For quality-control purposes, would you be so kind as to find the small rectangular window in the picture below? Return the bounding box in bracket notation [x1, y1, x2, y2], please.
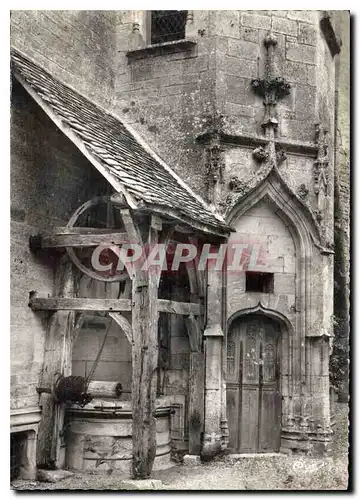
[246, 272, 274, 293]
[151, 11, 187, 45]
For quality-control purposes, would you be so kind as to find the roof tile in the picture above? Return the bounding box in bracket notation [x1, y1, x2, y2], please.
[11, 49, 230, 236]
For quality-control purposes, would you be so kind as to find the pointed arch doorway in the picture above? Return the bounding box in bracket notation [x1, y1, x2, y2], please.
[226, 314, 282, 453]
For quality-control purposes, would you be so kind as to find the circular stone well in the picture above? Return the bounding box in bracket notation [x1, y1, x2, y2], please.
[65, 398, 172, 474]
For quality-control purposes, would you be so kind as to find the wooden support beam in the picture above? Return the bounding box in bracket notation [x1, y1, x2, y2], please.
[120, 208, 143, 247]
[188, 352, 205, 455]
[185, 312, 205, 456]
[131, 214, 159, 479]
[109, 312, 133, 344]
[185, 315, 202, 352]
[35, 230, 128, 248]
[36, 257, 75, 469]
[29, 295, 201, 316]
[157, 299, 202, 316]
[29, 296, 132, 312]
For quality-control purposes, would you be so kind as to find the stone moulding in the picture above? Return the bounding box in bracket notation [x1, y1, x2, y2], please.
[126, 39, 197, 61]
[227, 302, 294, 335]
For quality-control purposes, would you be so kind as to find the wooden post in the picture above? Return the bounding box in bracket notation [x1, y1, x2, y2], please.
[122, 211, 160, 479]
[185, 316, 204, 456]
[36, 256, 75, 469]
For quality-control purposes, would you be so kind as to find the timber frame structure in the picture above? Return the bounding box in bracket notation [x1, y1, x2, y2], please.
[29, 200, 224, 478]
[12, 49, 231, 479]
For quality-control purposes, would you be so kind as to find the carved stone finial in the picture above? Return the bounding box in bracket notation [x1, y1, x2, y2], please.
[251, 32, 291, 133]
[132, 22, 140, 33]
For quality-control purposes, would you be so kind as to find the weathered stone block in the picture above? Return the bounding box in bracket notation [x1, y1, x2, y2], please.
[221, 55, 258, 79]
[239, 26, 259, 43]
[298, 22, 317, 45]
[283, 60, 312, 85]
[241, 12, 271, 30]
[273, 16, 298, 36]
[274, 273, 296, 295]
[228, 39, 260, 60]
[183, 454, 201, 466]
[225, 102, 255, 118]
[225, 76, 257, 106]
[286, 10, 317, 23]
[286, 42, 316, 64]
[295, 84, 317, 120]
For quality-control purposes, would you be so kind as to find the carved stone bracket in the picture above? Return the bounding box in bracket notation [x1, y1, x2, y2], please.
[228, 175, 248, 194]
[252, 146, 269, 163]
[276, 147, 287, 165]
[297, 183, 309, 200]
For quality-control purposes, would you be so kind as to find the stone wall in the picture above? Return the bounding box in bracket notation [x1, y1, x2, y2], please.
[227, 199, 296, 321]
[10, 80, 108, 412]
[10, 10, 116, 107]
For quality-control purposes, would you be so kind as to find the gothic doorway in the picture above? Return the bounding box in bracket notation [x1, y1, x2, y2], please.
[226, 314, 282, 453]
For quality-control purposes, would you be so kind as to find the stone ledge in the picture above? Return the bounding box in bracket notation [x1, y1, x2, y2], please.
[10, 407, 42, 431]
[126, 39, 197, 61]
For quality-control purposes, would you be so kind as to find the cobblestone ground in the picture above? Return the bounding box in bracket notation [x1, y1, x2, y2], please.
[11, 403, 349, 491]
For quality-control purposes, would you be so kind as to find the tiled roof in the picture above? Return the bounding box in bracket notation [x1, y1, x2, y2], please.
[11, 49, 230, 236]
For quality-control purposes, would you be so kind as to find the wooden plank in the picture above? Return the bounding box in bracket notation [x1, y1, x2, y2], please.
[157, 299, 202, 316]
[131, 220, 159, 479]
[29, 296, 132, 312]
[109, 312, 133, 344]
[39, 231, 128, 248]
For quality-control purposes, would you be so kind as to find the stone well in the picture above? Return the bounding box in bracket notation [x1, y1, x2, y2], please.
[65, 397, 173, 474]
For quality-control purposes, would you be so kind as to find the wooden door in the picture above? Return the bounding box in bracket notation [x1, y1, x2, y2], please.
[226, 315, 281, 453]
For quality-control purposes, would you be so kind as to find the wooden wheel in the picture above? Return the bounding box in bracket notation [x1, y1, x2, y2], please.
[65, 195, 129, 282]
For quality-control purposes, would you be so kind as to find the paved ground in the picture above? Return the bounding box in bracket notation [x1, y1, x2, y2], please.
[11, 403, 349, 491]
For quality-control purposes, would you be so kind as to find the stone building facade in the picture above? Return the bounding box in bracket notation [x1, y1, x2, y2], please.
[10, 10, 349, 479]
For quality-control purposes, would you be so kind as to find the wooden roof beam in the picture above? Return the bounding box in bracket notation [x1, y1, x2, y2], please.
[29, 294, 202, 316]
[30, 229, 128, 249]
